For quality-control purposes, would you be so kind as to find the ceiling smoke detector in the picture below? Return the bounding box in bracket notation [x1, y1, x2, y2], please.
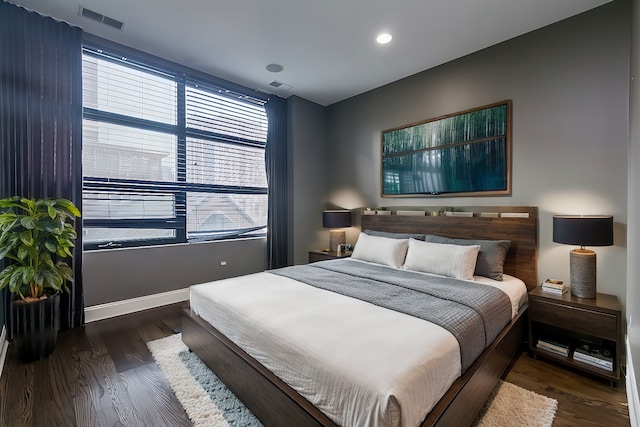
[79, 6, 124, 30]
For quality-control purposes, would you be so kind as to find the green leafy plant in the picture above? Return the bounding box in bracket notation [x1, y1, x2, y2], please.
[0, 197, 81, 302]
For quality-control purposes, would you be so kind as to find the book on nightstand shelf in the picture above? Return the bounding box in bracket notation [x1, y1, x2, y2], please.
[541, 279, 567, 294]
[541, 286, 568, 295]
[536, 336, 570, 357]
[573, 341, 613, 371]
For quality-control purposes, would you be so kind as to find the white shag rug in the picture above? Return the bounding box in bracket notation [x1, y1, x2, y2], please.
[148, 334, 557, 427]
[473, 379, 558, 427]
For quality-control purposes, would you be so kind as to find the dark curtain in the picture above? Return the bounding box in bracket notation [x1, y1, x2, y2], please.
[264, 95, 289, 269]
[0, 1, 84, 335]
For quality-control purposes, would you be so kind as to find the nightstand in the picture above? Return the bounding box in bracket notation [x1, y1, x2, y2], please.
[308, 250, 351, 263]
[528, 286, 622, 386]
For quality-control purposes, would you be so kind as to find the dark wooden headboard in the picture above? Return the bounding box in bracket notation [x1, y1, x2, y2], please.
[360, 206, 538, 290]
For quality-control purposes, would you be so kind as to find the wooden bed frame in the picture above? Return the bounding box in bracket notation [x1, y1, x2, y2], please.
[182, 206, 538, 427]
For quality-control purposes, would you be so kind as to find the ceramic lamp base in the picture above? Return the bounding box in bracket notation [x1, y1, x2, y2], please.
[329, 230, 346, 252]
[570, 249, 597, 298]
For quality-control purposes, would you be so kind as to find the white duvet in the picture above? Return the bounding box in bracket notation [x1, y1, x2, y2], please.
[189, 262, 527, 427]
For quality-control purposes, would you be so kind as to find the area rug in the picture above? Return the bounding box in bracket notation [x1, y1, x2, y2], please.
[148, 334, 557, 427]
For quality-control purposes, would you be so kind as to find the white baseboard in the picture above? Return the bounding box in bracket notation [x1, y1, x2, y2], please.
[627, 335, 640, 427]
[84, 288, 189, 323]
[0, 326, 8, 379]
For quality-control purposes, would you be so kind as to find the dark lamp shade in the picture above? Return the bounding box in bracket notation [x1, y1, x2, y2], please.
[322, 210, 352, 229]
[553, 215, 613, 247]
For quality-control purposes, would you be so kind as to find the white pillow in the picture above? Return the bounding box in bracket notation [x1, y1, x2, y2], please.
[403, 239, 480, 280]
[351, 233, 409, 268]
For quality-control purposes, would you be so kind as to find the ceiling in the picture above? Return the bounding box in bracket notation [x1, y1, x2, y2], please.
[12, 0, 611, 106]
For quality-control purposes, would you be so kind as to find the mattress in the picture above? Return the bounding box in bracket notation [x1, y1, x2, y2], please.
[189, 261, 527, 427]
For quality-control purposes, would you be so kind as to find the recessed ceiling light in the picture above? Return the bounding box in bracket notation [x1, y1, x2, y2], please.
[266, 63, 284, 73]
[376, 33, 392, 45]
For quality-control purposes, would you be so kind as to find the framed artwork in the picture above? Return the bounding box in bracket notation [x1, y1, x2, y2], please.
[381, 100, 511, 197]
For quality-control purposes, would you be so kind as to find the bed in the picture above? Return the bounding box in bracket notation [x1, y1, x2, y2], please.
[182, 206, 538, 427]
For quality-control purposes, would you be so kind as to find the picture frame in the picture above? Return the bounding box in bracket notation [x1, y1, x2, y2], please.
[381, 100, 512, 197]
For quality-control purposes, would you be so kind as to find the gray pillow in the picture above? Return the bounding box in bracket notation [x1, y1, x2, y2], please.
[422, 235, 511, 280]
[364, 229, 426, 241]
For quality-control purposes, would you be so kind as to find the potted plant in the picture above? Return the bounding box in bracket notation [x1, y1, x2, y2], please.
[0, 196, 80, 362]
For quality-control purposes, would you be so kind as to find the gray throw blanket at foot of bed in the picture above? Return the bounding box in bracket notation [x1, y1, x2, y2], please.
[271, 259, 512, 372]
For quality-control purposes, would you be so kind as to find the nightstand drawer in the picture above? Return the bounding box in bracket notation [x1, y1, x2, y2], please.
[309, 252, 335, 263]
[308, 250, 351, 263]
[530, 299, 617, 340]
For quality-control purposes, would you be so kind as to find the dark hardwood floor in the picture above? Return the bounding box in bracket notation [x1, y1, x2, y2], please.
[0, 304, 190, 427]
[505, 352, 630, 426]
[0, 303, 631, 426]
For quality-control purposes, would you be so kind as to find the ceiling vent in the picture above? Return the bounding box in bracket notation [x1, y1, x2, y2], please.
[269, 81, 292, 90]
[79, 6, 124, 30]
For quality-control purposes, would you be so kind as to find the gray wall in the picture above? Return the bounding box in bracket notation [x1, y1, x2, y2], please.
[628, 0, 640, 401]
[83, 238, 267, 306]
[287, 96, 329, 265]
[324, 1, 630, 303]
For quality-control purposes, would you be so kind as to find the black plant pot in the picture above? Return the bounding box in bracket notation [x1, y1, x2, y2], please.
[11, 293, 61, 363]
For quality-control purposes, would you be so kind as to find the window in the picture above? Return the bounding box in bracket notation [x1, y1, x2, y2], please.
[82, 46, 268, 250]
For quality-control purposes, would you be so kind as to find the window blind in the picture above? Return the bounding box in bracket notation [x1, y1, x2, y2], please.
[82, 53, 177, 125]
[82, 47, 268, 249]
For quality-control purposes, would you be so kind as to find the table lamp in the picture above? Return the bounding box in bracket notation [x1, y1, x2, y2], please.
[552, 215, 613, 298]
[323, 210, 352, 252]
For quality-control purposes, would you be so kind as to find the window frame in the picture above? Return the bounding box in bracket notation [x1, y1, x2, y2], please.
[81, 35, 270, 251]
